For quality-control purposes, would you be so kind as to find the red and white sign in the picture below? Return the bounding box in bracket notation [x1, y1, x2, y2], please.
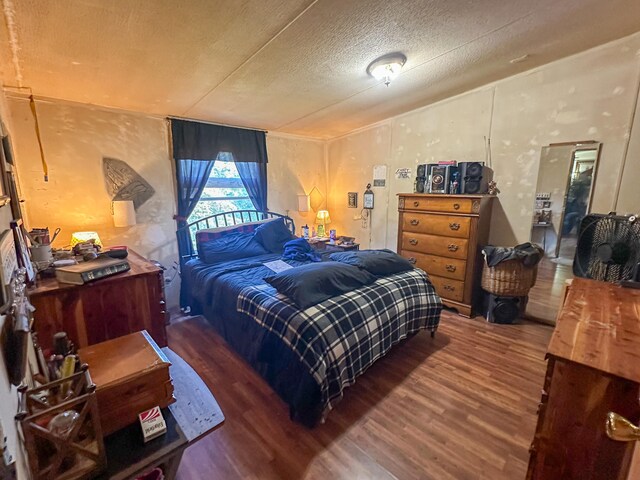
[138, 406, 167, 443]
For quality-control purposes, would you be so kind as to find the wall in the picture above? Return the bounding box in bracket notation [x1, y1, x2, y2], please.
[265, 133, 327, 233]
[327, 32, 640, 250]
[6, 98, 327, 308]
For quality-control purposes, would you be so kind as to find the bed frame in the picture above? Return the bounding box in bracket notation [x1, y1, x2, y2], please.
[177, 210, 295, 262]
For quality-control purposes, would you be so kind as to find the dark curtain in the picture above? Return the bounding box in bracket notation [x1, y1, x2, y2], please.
[171, 119, 269, 308]
[174, 159, 214, 307]
[236, 161, 268, 212]
[171, 119, 268, 163]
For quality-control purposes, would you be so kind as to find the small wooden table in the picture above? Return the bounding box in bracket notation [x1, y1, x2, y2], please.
[97, 348, 224, 480]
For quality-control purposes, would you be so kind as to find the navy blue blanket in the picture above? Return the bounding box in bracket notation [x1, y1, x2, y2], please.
[182, 252, 441, 426]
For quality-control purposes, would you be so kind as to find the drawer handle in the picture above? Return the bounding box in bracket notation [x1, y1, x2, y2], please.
[443, 285, 455, 292]
[407, 257, 417, 264]
[448, 244, 459, 252]
[606, 412, 640, 442]
[445, 264, 457, 272]
[413, 201, 420, 207]
[409, 239, 418, 245]
[453, 203, 460, 210]
[449, 222, 461, 231]
[410, 219, 420, 226]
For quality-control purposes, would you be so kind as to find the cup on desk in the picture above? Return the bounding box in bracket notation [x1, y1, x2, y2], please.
[30, 244, 53, 263]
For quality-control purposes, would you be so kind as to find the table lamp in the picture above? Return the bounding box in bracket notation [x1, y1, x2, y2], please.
[316, 210, 331, 237]
[70, 231, 103, 248]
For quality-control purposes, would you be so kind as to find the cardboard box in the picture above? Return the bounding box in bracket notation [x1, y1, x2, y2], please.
[78, 330, 175, 436]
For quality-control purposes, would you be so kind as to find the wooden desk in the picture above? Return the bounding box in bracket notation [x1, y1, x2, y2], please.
[97, 348, 224, 480]
[527, 278, 640, 479]
[29, 250, 169, 350]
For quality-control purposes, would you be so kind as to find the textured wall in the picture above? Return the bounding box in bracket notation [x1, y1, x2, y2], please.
[7, 99, 326, 307]
[327, 33, 640, 250]
[266, 134, 327, 234]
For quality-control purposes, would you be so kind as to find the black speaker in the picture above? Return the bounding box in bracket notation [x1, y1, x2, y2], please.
[415, 177, 426, 193]
[485, 294, 525, 324]
[416, 164, 427, 177]
[459, 162, 493, 194]
[429, 165, 457, 194]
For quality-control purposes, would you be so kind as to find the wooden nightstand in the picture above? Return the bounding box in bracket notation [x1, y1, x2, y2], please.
[325, 243, 360, 252]
[29, 250, 169, 351]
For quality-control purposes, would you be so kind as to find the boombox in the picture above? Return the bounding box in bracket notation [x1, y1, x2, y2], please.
[458, 162, 493, 194]
[428, 164, 457, 194]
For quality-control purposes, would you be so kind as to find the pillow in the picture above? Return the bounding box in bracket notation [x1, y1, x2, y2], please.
[254, 218, 295, 253]
[329, 249, 414, 276]
[199, 231, 268, 264]
[264, 262, 377, 309]
[196, 219, 271, 256]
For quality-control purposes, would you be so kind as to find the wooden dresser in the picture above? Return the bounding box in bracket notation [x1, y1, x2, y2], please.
[29, 250, 169, 351]
[397, 193, 494, 317]
[527, 278, 640, 479]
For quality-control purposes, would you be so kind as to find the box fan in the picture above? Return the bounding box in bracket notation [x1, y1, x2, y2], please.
[573, 213, 640, 286]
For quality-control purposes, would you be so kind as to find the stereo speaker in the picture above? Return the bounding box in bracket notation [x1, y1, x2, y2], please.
[429, 165, 457, 194]
[459, 162, 493, 194]
[415, 177, 426, 193]
[485, 294, 526, 324]
[416, 164, 427, 178]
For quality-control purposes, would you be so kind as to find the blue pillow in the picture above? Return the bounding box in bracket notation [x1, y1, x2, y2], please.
[329, 249, 413, 276]
[199, 231, 268, 264]
[254, 218, 295, 253]
[264, 262, 377, 309]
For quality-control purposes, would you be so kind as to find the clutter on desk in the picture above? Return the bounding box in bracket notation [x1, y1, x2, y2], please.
[15, 363, 107, 480]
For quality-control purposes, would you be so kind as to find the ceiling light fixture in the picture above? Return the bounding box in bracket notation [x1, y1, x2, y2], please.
[367, 53, 407, 87]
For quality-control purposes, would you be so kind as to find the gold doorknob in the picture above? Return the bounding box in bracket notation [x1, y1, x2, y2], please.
[413, 201, 420, 207]
[606, 412, 640, 442]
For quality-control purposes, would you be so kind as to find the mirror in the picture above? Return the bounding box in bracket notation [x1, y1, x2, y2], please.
[531, 142, 601, 264]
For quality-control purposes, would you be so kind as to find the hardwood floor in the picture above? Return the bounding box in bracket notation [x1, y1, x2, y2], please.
[169, 312, 552, 480]
[525, 258, 573, 325]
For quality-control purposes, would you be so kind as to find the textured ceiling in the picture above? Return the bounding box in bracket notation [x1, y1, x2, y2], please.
[1, 0, 639, 139]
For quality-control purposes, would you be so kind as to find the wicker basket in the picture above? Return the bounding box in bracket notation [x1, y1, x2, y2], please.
[481, 259, 539, 296]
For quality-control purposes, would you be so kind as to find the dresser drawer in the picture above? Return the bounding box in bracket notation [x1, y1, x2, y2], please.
[402, 212, 470, 238]
[401, 196, 477, 214]
[401, 232, 469, 259]
[400, 251, 466, 281]
[428, 274, 465, 302]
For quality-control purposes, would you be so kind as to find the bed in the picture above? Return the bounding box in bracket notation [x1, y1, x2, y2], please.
[178, 210, 442, 426]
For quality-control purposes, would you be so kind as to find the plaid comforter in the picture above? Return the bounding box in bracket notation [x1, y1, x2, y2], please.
[237, 268, 442, 418]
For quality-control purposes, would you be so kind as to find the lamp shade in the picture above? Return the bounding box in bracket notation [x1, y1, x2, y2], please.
[70, 231, 102, 248]
[315, 210, 331, 225]
[297, 195, 310, 212]
[112, 200, 136, 227]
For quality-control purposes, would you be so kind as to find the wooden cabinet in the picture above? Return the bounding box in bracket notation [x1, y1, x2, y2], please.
[29, 250, 168, 351]
[397, 193, 494, 317]
[527, 278, 640, 479]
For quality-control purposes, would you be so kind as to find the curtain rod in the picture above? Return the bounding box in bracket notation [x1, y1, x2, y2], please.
[167, 115, 268, 133]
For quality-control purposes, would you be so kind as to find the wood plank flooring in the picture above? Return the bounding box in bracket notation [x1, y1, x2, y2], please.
[169, 312, 552, 480]
[525, 258, 573, 325]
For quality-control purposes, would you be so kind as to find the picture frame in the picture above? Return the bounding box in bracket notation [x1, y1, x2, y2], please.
[347, 192, 358, 208]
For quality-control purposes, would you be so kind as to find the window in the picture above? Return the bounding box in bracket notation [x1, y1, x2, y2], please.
[188, 154, 255, 223]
